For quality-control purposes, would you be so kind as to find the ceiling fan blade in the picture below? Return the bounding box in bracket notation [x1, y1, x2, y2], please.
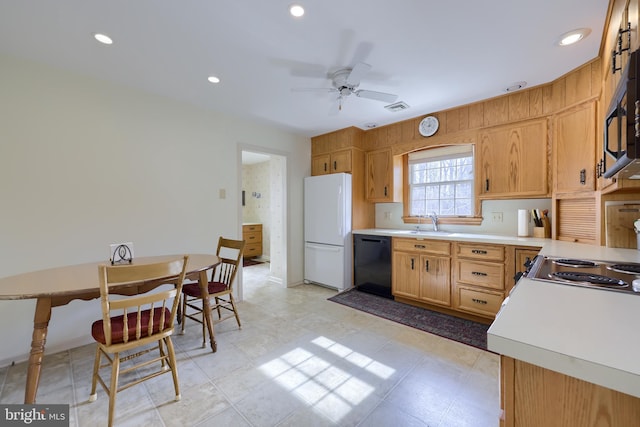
[346, 62, 371, 86]
[291, 87, 337, 93]
[354, 89, 398, 103]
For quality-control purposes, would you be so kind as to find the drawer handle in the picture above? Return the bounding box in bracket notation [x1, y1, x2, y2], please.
[471, 249, 487, 255]
[414, 244, 426, 249]
[472, 271, 488, 276]
[472, 298, 488, 305]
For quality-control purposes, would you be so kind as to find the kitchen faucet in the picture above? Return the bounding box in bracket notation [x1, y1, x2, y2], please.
[428, 212, 439, 231]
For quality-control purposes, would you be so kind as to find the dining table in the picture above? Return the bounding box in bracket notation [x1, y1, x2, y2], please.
[0, 253, 221, 404]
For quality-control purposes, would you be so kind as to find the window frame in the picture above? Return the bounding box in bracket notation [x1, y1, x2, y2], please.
[402, 143, 482, 226]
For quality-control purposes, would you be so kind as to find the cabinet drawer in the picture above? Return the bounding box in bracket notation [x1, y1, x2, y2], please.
[456, 260, 504, 290]
[456, 243, 504, 261]
[245, 242, 262, 257]
[243, 231, 262, 243]
[456, 286, 504, 317]
[393, 238, 451, 255]
[243, 224, 262, 233]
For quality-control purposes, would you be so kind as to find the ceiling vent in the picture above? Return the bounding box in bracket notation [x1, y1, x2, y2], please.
[384, 101, 410, 112]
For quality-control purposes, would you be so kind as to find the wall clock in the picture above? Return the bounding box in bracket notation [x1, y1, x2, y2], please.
[419, 116, 439, 137]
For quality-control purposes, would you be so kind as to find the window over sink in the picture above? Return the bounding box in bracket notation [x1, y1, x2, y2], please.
[403, 144, 481, 226]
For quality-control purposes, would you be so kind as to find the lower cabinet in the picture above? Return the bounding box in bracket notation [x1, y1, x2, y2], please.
[500, 356, 640, 426]
[392, 238, 451, 307]
[453, 242, 505, 318]
[391, 237, 540, 320]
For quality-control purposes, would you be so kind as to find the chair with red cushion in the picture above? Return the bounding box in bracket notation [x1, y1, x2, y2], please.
[180, 237, 245, 346]
[88, 256, 188, 427]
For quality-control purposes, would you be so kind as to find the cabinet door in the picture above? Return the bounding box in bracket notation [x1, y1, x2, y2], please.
[366, 149, 403, 202]
[312, 154, 330, 176]
[479, 119, 548, 198]
[420, 255, 451, 306]
[331, 149, 352, 173]
[515, 248, 539, 276]
[392, 251, 420, 298]
[553, 101, 596, 193]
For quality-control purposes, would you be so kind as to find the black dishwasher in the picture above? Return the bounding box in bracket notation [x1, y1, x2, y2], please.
[353, 234, 392, 299]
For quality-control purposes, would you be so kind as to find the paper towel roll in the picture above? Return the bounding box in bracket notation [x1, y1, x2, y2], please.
[518, 209, 529, 237]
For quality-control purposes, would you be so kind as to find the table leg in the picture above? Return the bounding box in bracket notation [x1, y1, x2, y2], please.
[199, 270, 217, 352]
[25, 297, 52, 404]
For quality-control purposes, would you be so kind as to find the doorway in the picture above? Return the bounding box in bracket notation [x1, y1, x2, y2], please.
[238, 146, 287, 300]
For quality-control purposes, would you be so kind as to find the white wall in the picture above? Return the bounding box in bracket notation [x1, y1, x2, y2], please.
[0, 54, 310, 366]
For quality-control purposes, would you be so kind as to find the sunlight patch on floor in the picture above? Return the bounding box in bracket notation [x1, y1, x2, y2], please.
[257, 335, 395, 422]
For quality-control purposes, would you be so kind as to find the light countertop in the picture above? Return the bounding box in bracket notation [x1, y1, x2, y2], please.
[353, 228, 549, 247]
[354, 229, 640, 398]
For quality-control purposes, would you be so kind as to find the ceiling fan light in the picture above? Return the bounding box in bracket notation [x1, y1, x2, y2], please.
[558, 28, 591, 46]
[289, 4, 304, 17]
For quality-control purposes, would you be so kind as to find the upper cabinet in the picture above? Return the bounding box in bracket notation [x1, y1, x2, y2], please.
[365, 148, 403, 202]
[479, 118, 549, 199]
[312, 149, 352, 175]
[553, 101, 597, 194]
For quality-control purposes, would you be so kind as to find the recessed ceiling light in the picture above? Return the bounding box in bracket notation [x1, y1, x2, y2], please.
[93, 33, 113, 45]
[558, 28, 591, 46]
[290, 4, 305, 17]
[207, 76, 220, 84]
[506, 81, 527, 92]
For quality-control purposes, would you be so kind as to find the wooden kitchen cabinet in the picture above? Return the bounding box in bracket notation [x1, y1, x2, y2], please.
[453, 242, 506, 318]
[312, 149, 353, 175]
[500, 356, 640, 427]
[392, 238, 451, 307]
[365, 148, 403, 202]
[479, 118, 548, 199]
[553, 101, 597, 194]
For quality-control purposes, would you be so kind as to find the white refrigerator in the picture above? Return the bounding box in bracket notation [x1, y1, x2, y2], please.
[304, 173, 352, 291]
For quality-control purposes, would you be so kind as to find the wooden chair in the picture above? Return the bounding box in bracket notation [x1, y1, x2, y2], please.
[89, 256, 188, 427]
[180, 237, 245, 346]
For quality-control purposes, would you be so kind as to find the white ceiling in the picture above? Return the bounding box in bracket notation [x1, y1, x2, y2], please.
[0, 1, 610, 138]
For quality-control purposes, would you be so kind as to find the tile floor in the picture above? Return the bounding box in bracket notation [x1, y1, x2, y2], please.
[0, 262, 501, 426]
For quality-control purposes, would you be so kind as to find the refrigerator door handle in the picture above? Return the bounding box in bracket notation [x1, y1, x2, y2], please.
[306, 243, 342, 252]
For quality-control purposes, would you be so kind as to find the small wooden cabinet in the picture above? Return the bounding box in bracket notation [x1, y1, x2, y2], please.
[453, 242, 506, 318]
[479, 119, 548, 199]
[365, 148, 403, 202]
[312, 149, 353, 175]
[242, 223, 262, 258]
[392, 238, 451, 307]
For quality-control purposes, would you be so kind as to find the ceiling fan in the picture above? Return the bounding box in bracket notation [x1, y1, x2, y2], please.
[293, 62, 398, 111]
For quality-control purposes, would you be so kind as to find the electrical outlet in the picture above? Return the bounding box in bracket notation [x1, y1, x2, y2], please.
[492, 212, 503, 222]
[384, 211, 392, 220]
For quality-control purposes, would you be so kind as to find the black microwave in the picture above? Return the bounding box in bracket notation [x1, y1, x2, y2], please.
[603, 48, 640, 179]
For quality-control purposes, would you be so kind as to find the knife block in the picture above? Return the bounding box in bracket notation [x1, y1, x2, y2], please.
[533, 217, 551, 238]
